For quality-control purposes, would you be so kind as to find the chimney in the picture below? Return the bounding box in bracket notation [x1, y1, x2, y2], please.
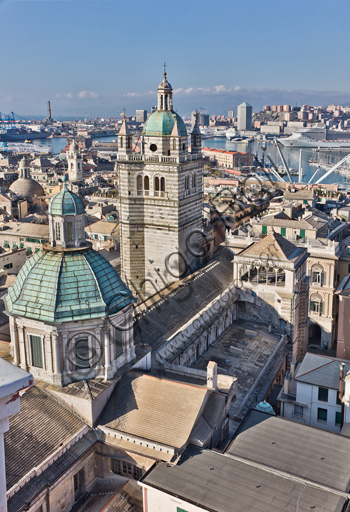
[290, 359, 295, 379]
[207, 361, 217, 390]
[284, 371, 290, 394]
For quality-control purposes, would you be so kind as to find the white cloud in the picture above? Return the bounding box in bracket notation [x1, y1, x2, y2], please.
[77, 90, 101, 99]
[124, 90, 154, 97]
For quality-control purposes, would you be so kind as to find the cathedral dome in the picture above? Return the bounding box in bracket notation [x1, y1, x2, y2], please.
[48, 180, 84, 216]
[142, 110, 187, 137]
[5, 247, 134, 323]
[9, 178, 44, 198]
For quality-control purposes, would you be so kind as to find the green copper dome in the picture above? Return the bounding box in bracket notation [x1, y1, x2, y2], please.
[48, 182, 84, 216]
[142, 110, 187, 137]
[5, 248, 134, 323]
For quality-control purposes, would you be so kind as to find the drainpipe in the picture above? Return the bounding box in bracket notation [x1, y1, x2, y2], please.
[340, 362, 345, 429]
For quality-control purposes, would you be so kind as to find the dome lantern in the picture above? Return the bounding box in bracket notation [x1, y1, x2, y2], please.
[48, 176, 86, 248]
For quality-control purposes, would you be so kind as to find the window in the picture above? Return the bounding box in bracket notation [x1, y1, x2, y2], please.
[303, 200, 308, 205]
[3, 241, 9, 248]
[55, 223, 61, 241]
[20, 243, 24, 248]
[75, 337, 90, 369]
[294, 405, 303, 417]
[337, 394, 342, 405]
[312, 270, 324, 284]
[115, 328, 123, 358]
[30, 335, 43, 368]
[262, 225, 267, 235]
[67, 222, 73, 242]
[300, 229, 305, 239]
[111, 459, 142, 479]
[310, 300, 323, 315]
[335, 411, 342, 426]
[4, 263, 13, 269]
[160, 177, 165, 192]
[317, 408, 327, 422]
[73, 468, 84, 501]
[318, 387, 328, 402]
[281, 227, 286, 236]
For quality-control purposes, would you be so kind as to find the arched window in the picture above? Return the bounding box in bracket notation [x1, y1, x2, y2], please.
[310, 293, 323, 315]
[165, 95, 168, 110]
[144, 176, 149, 195]
[173, 139, 176, 150]
[276, 269, 285, 287]
[154, 176, 160, 196]
[137, 175, 143, 195]
[120, 137, 123, 149]
[160, 177, 165, 196]
[71, 163, 74, 170]
[192, 174, 196, 188]
[311, 265, 324, 285]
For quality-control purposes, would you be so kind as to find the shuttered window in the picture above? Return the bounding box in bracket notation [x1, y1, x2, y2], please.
[300, 229, 305, 238]
[30, 335, 43, 368]
[281, 227, 286, 236]
[262, 225, 267, 235]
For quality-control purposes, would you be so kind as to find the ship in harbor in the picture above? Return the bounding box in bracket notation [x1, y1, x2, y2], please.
[0, 130, 50, 142]
[278, 127, 350, 149]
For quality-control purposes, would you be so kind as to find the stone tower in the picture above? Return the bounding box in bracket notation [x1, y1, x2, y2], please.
[67, 140, 83, 183]
[117, 71, 203, 299]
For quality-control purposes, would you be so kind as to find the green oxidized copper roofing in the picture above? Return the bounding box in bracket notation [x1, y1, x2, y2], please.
[5, 248, 134, 323]
[48, 183, 85, 216]
[142, 110, 187, 137]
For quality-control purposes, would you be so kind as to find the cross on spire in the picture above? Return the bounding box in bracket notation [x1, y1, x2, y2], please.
[122, 107, 127, 119]
[163, 61, 167, 77]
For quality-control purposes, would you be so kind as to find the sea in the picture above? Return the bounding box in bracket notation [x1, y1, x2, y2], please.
[34, 135, 350, 187]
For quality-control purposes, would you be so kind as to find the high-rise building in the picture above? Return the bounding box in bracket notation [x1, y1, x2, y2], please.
[228, 110, 234, 119]
[237, 102, 252, 131]
[283, 105, 291, 112]
[199, 113, 209, 127]
[136, 109, 147, 123]
[117, 72, 203, 298]
[263, 105, 271, 111]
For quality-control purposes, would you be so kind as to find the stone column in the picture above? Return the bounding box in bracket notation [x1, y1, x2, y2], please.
[62, 333, 69, 373]
[52, 332, 60, 376]
[104, 327, 110, 381]
[18, 326, 26, 370]
[9, 318, 18, 366]
[45, 333, 53, 374]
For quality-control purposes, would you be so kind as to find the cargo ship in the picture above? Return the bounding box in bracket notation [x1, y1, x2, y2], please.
[0, 130, 50, 142]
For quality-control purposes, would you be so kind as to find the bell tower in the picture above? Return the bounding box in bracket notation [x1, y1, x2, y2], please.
[67, 140, 83, 183]
[118, 71, 203, 300]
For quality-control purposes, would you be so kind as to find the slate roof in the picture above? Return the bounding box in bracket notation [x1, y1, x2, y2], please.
[5, 385, 87, 490]
[5, 246, 134, 322]
[294, 352, 350, 390]
[134, 248, 233, 351]
[141, 445, 347, 512]
[227, 410, 350, 492]
[99, 371, 208, 449]
[238, 232, 303, 261]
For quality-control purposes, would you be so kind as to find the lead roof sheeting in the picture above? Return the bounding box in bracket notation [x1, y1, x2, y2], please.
[142, 446, 346, 512]
[228, 411, 350, 492]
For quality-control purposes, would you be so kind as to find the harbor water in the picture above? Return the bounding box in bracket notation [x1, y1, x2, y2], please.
[35, 136, 350, 187]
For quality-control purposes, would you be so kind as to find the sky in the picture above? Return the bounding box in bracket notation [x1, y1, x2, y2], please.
[1, 0, 350, 118]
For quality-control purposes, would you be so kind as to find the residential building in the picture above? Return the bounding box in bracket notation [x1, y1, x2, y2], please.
[279, 353, 346, 433]
[0, 221, 49, 255]
[85, 219, 119, 251]
[0, 248, 27, 275]
[136, 109, 147, 123]
[202, 148, 254, 169]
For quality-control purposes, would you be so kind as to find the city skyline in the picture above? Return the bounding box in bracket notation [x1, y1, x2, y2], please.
[1, 0, 350, 116]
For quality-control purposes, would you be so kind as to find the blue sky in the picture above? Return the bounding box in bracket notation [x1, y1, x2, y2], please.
[1, 0, 350, 117]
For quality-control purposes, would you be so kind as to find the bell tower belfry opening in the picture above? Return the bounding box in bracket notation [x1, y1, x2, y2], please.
[118, 70, 204, 300]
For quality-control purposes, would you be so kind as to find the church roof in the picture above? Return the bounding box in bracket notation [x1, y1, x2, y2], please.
[5, 247, 134, 323]
[9, 178, 44, 198]
[48, 182, 84, 216]
[142, 110, 187, 137]
[99, 371, 208, 449]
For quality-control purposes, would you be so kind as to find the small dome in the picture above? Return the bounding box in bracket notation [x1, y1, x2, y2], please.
[19, 156, 29, 167]
[9, 178, 44, 198]
[158, 75, 172, 90]
[70, 140, 78, 151]
[142, 111, 187, 137]
[5, 248, 135, 323]
[48, 182, 84, 216]
[255, 400, 276, 415]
